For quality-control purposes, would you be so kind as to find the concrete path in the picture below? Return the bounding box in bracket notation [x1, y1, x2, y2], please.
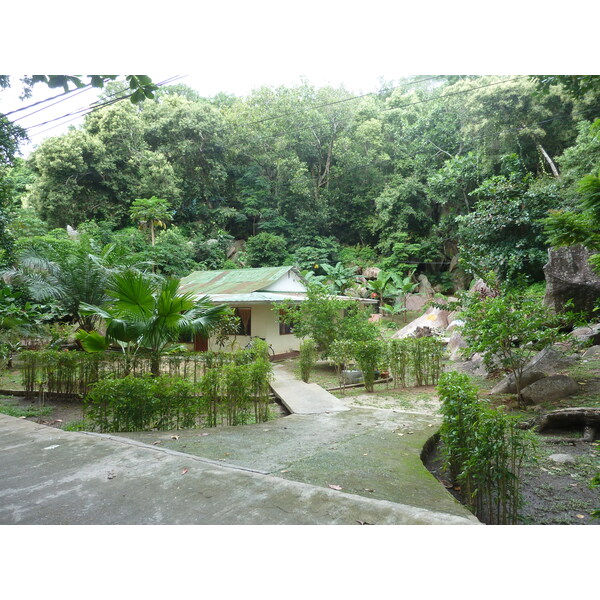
[0, 414, 478, 525]
[269, 364, 349, 414]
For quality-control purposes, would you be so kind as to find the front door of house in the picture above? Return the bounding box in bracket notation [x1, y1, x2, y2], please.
[194, 335, 208, 352]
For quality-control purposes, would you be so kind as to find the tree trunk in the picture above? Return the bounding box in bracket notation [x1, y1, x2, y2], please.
[537, 142, 560, 178]
[150, 354, 161, 377]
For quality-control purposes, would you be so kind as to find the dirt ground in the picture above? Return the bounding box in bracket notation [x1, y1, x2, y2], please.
[424, 432, 599, 525]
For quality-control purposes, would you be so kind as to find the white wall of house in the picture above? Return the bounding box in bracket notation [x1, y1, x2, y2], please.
[261, 270, 306, 293]
[206, 303, 300, 355]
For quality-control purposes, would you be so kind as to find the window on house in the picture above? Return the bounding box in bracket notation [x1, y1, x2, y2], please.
[234, 308, 252, 336]
[278, 309, 294, 335]
[178, 329, 194, 343]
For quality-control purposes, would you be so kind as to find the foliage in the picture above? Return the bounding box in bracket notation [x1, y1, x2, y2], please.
[79, 271, 229, 374]
[459, 283, 571, 398]
[243, 232, 289, 267]
[299, 339, 317, 383]
[279, 282, 376, 357]
[18, 345, 272, 429]
[192, 230, 233, 270]
[211, 307, 241, 351]
[540, 165, 600, 274]
[329, 335, 444, 391]
[407, 336, 445, 386]
[129, 196, 173, 246]
[313, 262, 358, 294]
[337, 245, 377, 270]
[84, 355, 272, 432]
[3, 75, 600, 307]
[0, 235, 120, 331]
[456, 161, 562, 281]
[352, 339, 385, 392]
[291, 238, 341, 273]
[139, 226, 198, 277]
[590, 473, 600, 520]
[384, 337, 444, 388]
[437, 371, 533, 524]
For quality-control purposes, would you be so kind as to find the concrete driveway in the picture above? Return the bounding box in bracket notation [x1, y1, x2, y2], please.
[0, 413, 479, 525]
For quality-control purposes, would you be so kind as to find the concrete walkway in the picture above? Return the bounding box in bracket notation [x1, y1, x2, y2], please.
[269, 365, 349, 414]
[0, 414, 478, 525]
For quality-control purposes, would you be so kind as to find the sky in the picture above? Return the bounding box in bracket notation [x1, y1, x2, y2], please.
[2, 0, 596, 157]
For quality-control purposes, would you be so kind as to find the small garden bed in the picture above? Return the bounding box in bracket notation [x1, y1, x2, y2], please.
[424, 434, 599, 525]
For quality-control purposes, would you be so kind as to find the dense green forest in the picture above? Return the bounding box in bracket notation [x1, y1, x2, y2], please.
[1, 74, 600, 294]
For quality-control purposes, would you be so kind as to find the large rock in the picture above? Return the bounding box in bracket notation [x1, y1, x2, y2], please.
[490, 370, 547, 395]
[447, 328, 468, 361]
[448, 317, 464, 331]
[451, 357, 489, 377]
[544, 245, 600, 318]
[524, 347, 577, 373]
[583, 345, 600, 359]
[417, 274, 434, 298]
[520, 375, 579, 405]
[404, 293, 428, 312]
[362, 267, 381, 280]
[392, 306, 450, 339]
[470, 278, 496, 298]
[570, 323, 600, 346]
[227, 239, 245, 259]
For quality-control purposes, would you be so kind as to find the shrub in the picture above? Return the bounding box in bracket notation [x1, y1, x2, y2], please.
[459, 286, 572, 398]
[386, 339, 410, 388]
[299, 339, 317, 383]
[353, 339, 385, 392]
[437, 371, 533, 524]
[409, 336, 445, 386]
[244, 232, 289, 267]
[83, 357, 273, 432]
[86, 375, 160, 432]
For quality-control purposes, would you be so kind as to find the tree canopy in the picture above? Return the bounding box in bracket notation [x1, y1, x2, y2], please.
[1, 74, 599, 289]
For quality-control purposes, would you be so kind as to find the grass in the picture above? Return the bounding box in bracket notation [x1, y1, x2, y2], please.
[0, 369, 24, 390]
[0, 396, 53, 419]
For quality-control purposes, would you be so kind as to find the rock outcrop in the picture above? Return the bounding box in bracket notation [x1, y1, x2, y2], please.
[520, 375, 579, 405]
[490, 370, 548, 395]
[543, 245, 600, 318]
[524, 347, 577, 373]
[392, 306, 450, 339]
[570, 323, 600, 346]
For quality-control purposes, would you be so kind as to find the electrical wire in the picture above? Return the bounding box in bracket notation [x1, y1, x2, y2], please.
[1, 82, 92, 118]
[25, 76, 186, 138]
[244, 75, 447, 126]
[231, 76, 528, 148]
[11, 85, 96, 123]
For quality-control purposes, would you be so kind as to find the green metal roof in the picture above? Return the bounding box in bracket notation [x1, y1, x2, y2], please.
[179, 266, 298, 296]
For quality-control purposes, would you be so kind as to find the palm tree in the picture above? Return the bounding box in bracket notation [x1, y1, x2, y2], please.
[1, 238, 119, 331]
[129, 197, 173, 247]
[80, 270, 229, 375]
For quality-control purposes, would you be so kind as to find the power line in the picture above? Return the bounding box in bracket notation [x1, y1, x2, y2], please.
[12, 85, 95, 123]
[244, 75, 447, 126]
[229, 76, 528, 150]
[25, 76, 185, 138]
[1, 83, 92, 118]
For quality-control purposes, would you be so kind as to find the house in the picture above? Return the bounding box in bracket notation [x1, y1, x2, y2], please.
[178, 266, 374, 358]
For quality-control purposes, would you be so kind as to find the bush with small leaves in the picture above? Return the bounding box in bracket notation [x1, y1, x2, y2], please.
[299, 339, 317, 382]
